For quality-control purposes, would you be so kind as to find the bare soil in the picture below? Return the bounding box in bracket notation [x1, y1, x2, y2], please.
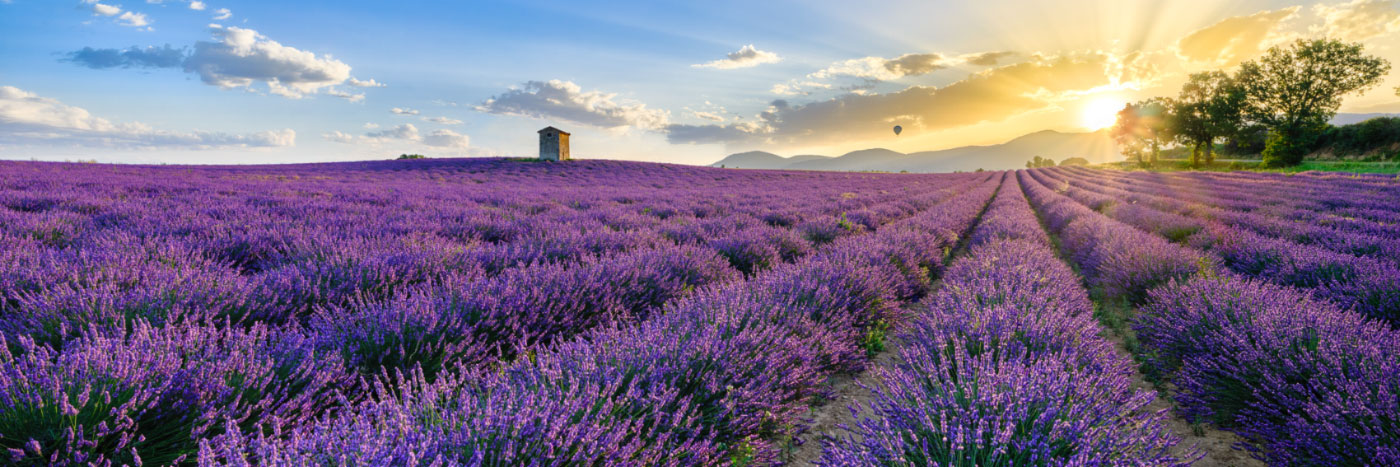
[1094, 302, 1264, 467]
[783, 331, 906, 465]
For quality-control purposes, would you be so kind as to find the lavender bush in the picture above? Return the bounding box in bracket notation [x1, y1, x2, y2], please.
[0, 321, 345, 466]
[199, 171, 1003, 465]
[824, 176, 1188, 465]
[4, 157, 1396, 465]
[1137, 276, 1400, 465]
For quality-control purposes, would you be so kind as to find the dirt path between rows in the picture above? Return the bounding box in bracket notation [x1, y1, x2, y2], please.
[785, 174, 1005, 465]
[1016, 172, 1263, 466]
[1092, 307, 1264, 466]
[783, 331, 906, 465]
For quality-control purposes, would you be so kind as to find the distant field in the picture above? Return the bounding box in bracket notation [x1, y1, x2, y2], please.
[1, 158, 1397, 465]
[1097, 158, 1400, 174]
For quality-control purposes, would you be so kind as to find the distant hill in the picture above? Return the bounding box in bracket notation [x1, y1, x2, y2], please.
[713, 151, 831, 169]
[711, 129, 1119, 172]
[1331, 113, 1400, 126]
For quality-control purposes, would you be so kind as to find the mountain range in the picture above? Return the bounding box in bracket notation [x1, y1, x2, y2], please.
[711, 113, 1400, 172]
[711, 129, 1118, 172]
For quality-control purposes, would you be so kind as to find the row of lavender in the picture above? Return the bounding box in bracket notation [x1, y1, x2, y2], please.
[1022, 169, 1400, 464]
[0, 160, 977, 363]
[0, 159, 986, 465]
[1027, 167, 1400, 322]
[195, 171, 1006, 464]
[1054, 166, 1400, 262]
[823, 175, 1190, 464]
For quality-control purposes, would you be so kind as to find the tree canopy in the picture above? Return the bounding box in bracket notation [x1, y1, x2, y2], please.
[1111, 38, 1391, 167]
[1236, 39, 1390, 166]
[1111, 98, 1173, 166]
[1025, 155, 1057, 168]
[1171, 71, 1245, 166]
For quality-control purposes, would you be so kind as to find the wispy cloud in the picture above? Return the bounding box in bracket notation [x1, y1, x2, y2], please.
[477, 80, 668, 129]
[811, 53, 949, 81]
[775, 50, 1017, 96]
[81, 0, 152, 29]
[1312, 0, 1400, 41]
[669, 53, 1122, 146]
[692, 44, 782, 70]
[326, 89, 365, 102]
[0, 85, 294, 149]
[422, 116, 463, 125]
[65, 45, 186, 69]
[348, 77, 385, 87]
[324, 123, 469, 148]
[63, 25, 379, 101]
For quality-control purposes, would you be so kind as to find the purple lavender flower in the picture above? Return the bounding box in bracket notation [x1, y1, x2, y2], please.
[1137, 276, 1400, 464]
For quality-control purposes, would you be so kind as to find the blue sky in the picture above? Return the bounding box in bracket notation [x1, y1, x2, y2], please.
[2, 0, 1398, 165]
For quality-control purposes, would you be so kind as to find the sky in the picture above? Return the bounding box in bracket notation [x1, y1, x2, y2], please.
[1, 0, 1399, 165]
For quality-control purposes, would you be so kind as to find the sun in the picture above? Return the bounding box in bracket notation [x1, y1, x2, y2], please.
[1080, 97, 1126, 130]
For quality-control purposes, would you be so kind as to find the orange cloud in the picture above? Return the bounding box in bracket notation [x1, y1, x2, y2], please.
[1313, 0, 1400, 41]
[668, 53, 1118, 146]
[1175, 7, 1299, 66]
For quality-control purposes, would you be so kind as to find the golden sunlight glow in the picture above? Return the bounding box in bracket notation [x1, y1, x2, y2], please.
[1080, 97, 1126, 130]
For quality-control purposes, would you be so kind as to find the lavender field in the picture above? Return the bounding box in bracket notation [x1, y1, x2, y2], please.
[1, 158, 1397, 465]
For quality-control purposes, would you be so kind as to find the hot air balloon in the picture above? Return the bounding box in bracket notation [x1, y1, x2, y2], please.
[893, 125, 902, 136]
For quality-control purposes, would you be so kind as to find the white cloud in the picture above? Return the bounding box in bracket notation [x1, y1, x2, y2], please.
[770, 81, 830, 96]
[692, 44, 782, 70]
[423, 129, 469, 148]
[189, 1, 205, 10]
[777, 51, 1013, 96]
[477, 79, 669, 129]
[770, 83, 806, 96]
[181, 25, 352, 98]
[348, 77, 385, 87]
[1313, 0, 1400, 40]
[811, 53, 951, 81]
[117, 11, 149, 27]
[326, 88, 365, 102]
[690, 111, 724, 122]
[324, 123, 471, 150]
[0, 85, 294, 149]
[322, 130, 356, 144]
[212, 7, 230, 20]
[390, 107, 419, 115]
[82, 1, 151, 28]
[366, 123, 418, 140]
[91, 2, 121, 16]
[422, 116, 463, 125]
[65, 27, 379, 101]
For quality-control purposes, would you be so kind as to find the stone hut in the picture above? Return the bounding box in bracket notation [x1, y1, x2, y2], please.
[538, 126, 570, 161]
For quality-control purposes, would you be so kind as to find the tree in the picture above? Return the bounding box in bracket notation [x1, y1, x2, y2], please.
[1059, 157, 1090, 166]
[1112, 104, 1146, 166]
[1237, 39, 1390, 167]
[1111, 99, 1174, 166]
[1170, 71, 1245, 166]
[1025, 155, 1056, 168]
